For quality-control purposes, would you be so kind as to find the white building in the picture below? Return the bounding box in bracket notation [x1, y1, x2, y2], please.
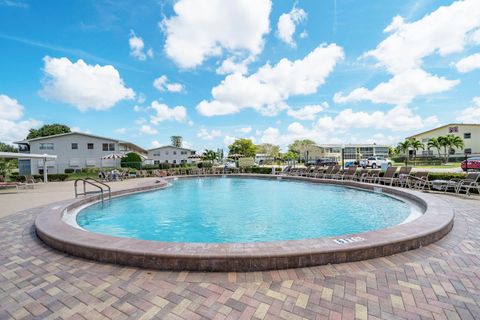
[15, 132, 147, 175]
[147, 146, 196, 165]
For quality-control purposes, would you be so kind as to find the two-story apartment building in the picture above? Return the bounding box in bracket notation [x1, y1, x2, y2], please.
[407, 123, 480, 157]
[147, 146, 196, 165]
[15, 132, 147, 174]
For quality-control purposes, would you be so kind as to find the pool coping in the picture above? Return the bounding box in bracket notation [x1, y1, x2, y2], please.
[35, 174, 454, 272]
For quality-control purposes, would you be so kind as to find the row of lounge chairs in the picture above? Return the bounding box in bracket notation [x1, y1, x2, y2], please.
[0, 175, 42, 193]
[286, 165, 480, 196]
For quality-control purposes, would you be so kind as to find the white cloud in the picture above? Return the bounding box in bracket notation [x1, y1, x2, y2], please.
[277, 7, 307, 46]
[149, 101, 187, 124]
[336, 1, 480, 106]
[299, 30, 308, 39]
[115, 128, 126, 134]
[334, 69, 459, 105]
[258, 106, 438, 148]
[40, 56, 135, 111]
[0, 94, 41, 144]
[216, 57, 252, 75]
[139, 124, 158, 135]
[287, 102, 328, 120]
[161, 0, 271, 68]
[151, 140, 162, 148]
[365, 1, 480, 74]
[70, 127, 91, 134]
[153, 75, 185, 93]
[457, 96, 480, 122]
[197, 128, 222, 140]
[223, 135, 236, 146]
[129, 30, 153, 61]
[0, 94, 23, 121]
[455, 53, 480, 73]
[236, 126, 252, 133]
[197, 44, 344, 116]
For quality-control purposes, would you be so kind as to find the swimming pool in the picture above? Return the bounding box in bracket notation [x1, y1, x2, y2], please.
[76, 177, 419, 243]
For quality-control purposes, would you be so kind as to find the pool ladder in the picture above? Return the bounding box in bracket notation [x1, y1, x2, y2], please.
[74, 178, 111, 205]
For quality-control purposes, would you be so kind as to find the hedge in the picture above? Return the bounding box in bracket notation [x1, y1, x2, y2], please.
[243, 167, 282, 174]
[13, 174, 69, 182]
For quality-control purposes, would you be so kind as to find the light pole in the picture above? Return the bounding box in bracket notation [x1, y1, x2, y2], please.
[341, 144, 345, 171]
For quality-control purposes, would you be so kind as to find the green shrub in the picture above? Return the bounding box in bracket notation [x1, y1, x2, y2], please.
[427, 173, 467, 181]
[243, 167, 282, 174]
[120, 153, 142, 170]
[81, 167, 101, 173]
[13, 174, 68, 182]
[64, 168, 75, 174]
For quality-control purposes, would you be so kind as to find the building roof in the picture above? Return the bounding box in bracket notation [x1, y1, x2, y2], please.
[406, 123, 480, 139]
[0, 152, 57, 160]
[316, 143, 391, 148]
[14, 132, 119, 143]
[118, 141, 147, 154]
[148, 145, 194, 152]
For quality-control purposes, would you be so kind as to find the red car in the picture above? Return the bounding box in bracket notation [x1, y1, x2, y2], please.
[461, 157, 480, 171]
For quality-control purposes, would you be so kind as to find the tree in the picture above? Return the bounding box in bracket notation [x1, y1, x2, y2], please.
[170, 136, 183, 148]
[0, 159, 16, 178]
[396, 140, 412, 166]
[288, 139, 316, 162]
[443, 134, 464, 163]
[0, 142, 18, 153]
[202, 149, 218, 163]
[427, 138, 442, 158]
[27, 124, 71, 139]
[256, 143, 280, 160]
[120, 152, 142, 169]
[388, 147, 398, 158]
[409, 138, 424, 157]
[228, 139, 256, 157]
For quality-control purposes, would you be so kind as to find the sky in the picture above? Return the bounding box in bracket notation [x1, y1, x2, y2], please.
[1, 0, 480, 152]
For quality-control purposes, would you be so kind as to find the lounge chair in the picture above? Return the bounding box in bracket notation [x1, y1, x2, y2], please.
[405, 171, 429, 190]
[339, 166, 358, 180]
[24, 175, 42, 188]
[455, 172, 480, 196]
[363, 169, 381, 183]
[308, 166, 324, 178]
[324, 165, 341, 179]
[0, 175, 19, 193]
[315, 166, 332, 178]
[392, 166, 412, 187]
[355, 169, 368, 182]
[377, 166, 398, 186]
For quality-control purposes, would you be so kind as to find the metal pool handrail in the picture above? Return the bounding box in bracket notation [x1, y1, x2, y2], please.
[74, 178, 111, 205]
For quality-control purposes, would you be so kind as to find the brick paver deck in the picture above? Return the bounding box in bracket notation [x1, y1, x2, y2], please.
[1, 194, 479, 319]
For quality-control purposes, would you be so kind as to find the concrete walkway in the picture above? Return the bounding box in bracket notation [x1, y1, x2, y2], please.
[0, 178, 160, 219]
[1, 180, 480, 319]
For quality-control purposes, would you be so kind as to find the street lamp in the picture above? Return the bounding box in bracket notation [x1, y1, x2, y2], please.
[341, 144, 345, 171]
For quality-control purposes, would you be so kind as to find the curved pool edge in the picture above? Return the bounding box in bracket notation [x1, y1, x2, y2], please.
[35, 174, 454, 272]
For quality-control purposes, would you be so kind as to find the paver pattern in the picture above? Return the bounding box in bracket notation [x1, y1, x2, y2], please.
[0, 194, 480, 319]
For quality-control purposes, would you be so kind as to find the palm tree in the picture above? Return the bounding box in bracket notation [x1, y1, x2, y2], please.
[408, 138, 424, 158]
[397, 140, 412, 166]
[427, 138, 442, 158]
[443, 134, 464, 163]
[202, 149, 218, 164]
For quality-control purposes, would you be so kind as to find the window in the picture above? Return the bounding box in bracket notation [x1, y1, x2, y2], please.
[154, 160, 160, 165]
[181, 151, 187, 155]
[464, 133, 471, 139]
[39, 143, 54, 150]
[165, 160, 169, 163]
[87, 143, 94, 150]
[71, 143, 78, 150]
[153, 152, 160, 156]
[173, 151, 177, 155]
[102, 143, 115, 151]
[448, 126, 458, 133]
[465, 148, 472, 154]
[421, 138, 428, 143]
[165, 151, 169, 155]
[173, 160, 177, 164]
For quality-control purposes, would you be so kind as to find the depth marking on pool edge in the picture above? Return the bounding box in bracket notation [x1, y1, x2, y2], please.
[332, 236, 365, 245]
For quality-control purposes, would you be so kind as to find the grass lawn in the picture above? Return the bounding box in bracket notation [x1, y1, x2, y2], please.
[392, 162, 462, 170]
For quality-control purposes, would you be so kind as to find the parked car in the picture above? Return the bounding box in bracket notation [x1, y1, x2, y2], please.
[314, 158, 338, 167]
[461, 157, 480, 171]
[359, 156, 392, 169]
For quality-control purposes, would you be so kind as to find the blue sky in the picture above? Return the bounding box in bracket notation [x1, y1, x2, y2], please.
[1, 0, 479, 151]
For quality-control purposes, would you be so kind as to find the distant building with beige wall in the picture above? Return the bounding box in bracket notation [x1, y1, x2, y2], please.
[407, 123, 480, 157]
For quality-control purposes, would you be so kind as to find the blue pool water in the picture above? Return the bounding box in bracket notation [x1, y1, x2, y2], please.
[76, 177, 415, 243]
